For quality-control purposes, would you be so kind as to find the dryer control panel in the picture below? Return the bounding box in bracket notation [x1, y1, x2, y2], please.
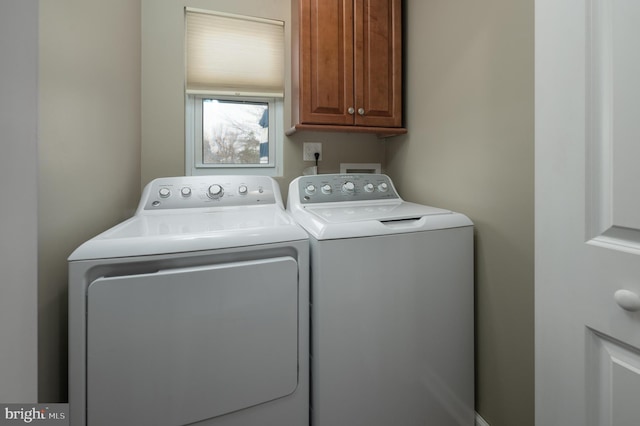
[138, 176, 278, 211]
[294, 174, 400, 204]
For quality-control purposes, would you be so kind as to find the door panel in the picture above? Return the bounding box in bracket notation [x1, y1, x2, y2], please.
[354, 0, 402, 127]
[536, 0, 640, 424]
[587, 0, 640, 252]
[589, 331, 640, 426]
[86, 257, 298, 426]
[301, 0, 354, 125]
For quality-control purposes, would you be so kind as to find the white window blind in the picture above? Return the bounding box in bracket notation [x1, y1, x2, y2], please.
[185, 8, 284, 97]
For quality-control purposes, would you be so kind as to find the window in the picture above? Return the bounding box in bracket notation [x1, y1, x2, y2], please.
[184, 9, 284, 176]
[186, 95, 282, 171]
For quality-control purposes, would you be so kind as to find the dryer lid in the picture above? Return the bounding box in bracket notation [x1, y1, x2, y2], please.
[69, 175, 308, 261]
[69, 205, 307, 261]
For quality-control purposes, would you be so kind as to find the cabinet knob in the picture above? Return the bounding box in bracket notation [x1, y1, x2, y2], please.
[348, 107, 355, 115]
[358, 108, 365, 116]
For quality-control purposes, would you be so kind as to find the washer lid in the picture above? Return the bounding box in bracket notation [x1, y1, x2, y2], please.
[291, 200, 472, 240]
[306, 200, 449, 223]
[69, 205, 308, 261]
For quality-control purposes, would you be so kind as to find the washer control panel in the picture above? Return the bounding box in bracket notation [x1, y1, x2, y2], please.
[296, 174, 399, 204]
[140, 176, 277, 211]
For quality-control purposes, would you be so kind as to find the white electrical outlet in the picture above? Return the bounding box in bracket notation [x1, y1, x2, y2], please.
[303, 142, 322, 161]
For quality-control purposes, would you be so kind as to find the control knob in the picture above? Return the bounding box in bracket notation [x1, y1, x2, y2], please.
[377, 182, 389, 192]
[305, 184, 316, 195]
[180, 187, 192, 197]
[364, 183, 375, 192]
[342, 181, 355, 193]
[238, 185, 248, 195]
[207, 184, 224, 198]
[158, 188, 171, 198]
[321, 184, 332, 194]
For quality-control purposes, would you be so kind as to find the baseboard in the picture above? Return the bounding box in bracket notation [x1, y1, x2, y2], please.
[476, 413, 490, 426]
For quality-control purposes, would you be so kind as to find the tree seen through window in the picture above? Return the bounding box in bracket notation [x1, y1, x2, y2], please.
[202, 99, 269, 165]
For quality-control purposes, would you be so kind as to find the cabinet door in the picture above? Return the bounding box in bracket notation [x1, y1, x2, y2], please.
[354, 0, 402, 127]
[300, 0, 355, 125]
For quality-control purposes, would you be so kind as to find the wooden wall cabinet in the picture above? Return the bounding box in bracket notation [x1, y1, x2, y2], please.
[289, 0, 406, 136]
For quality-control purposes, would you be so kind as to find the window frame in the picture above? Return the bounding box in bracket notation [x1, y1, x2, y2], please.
[185, 93, 283, 177]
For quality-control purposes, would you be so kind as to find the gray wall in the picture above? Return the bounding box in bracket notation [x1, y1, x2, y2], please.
[386, 1, 535, 425]
[0, 0, 39, 403]
[38, 0, 141, 401]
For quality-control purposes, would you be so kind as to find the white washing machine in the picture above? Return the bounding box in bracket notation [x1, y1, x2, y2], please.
[68, 176, 309, 426]
[288, 174, 474, 426]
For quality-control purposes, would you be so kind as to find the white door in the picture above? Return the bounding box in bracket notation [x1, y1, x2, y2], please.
[536, 0, 640, 425]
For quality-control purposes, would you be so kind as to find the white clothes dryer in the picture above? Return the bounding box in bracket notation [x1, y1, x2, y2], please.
[288, 174, 474, 426]
[68, 176, 309, 426]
